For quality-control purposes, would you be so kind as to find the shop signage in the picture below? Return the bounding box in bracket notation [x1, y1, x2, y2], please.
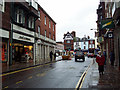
[107, 32, 113, 38]
[100, 19, 115, 29]
[19, 36, 31, 41]
[37, 39, 41, 44]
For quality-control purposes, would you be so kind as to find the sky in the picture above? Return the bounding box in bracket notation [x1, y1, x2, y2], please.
[38, 0, 100, 42]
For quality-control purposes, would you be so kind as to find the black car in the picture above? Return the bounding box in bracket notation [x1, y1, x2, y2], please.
[75, 51, 85, 62]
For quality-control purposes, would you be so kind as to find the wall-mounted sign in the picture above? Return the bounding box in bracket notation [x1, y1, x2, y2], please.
[107, 32, 113, 38]
[19, 36, 31, 41]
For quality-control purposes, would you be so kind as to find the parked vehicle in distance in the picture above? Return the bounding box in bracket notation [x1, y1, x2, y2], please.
[75, 51, 85, 62]
[87, 53, 94, 58]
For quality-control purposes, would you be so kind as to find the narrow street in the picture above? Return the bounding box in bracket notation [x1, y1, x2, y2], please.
[2, 57, 93, 88]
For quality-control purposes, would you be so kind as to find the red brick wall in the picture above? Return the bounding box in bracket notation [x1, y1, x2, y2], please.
[2, 2, 11, 30]
[64, 40, 74, 50]
[36, 6, 56, 41]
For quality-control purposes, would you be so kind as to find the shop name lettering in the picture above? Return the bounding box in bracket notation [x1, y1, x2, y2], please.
[19, 36, 31, 41]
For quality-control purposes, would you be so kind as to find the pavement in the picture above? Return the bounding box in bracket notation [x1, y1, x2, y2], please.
[2, 56, 62, 73]
[82, 58, 120, 89]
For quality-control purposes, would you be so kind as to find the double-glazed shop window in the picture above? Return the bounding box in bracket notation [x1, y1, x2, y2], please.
[15, 9, 25, 24]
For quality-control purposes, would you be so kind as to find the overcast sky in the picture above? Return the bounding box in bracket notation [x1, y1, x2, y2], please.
[38, 0, 99, 42]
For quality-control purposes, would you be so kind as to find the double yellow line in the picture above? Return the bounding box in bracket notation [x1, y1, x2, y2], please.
[75, 61, 93, 90]
[0, 62, 53, 77]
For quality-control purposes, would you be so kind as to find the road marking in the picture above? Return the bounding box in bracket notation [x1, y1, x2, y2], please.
[28, 76, 32, 79]
[16, 81, 23, 84]
[36, 73, 46, 77]
[0, 62, 54, 77]
[75, 60, 93, 90]
[4, 86, 8, 89]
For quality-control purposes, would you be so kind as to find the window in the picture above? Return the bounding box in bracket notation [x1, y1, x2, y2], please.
[28, 16, 34, 29]
[15, 9, 25, 24]
[45, 16, 46, 25]
[45, 30, 46, 39]
[49, 33, 51, 38]
[38, 11, 40, 20]
[84, 46, 86, 49]
[53, 24, 54, 31]
[49, 20, 51, 28]
[0, 0, 4, 12]
[38, 26, 40, 38]
[66, 40, 70, 43]
[53, 35, 54, 40]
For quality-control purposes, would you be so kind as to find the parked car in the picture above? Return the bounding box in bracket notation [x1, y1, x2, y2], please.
[87, 53, 94, 58]
[75, 51, 85, 62]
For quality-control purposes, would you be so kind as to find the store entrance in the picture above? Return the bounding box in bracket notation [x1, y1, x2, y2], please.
[12, 43, 33, 63]
[13, 46, 24, 62]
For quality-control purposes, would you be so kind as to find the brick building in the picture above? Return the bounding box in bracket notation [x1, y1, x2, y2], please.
[0, 0, 56, 66]
[35, 4, 56, 64]
[63, 31, 75, 55]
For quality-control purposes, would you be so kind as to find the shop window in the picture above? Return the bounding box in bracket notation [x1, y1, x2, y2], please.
[15, 9, 25, 24]
[1, 42, 8, 62]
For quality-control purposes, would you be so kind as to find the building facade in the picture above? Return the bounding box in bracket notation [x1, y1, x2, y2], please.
[35, 4, 56, 64]
[63, 32, 74, 55]
[55, 42, 64, 56]
[0, 0, 56, 66]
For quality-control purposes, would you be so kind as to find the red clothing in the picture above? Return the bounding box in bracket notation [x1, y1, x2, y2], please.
[96, 55, 105, 65]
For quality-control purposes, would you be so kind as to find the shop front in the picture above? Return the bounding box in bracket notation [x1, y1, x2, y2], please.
[12, 42, 33, 63]
[12, 32, 35, 63]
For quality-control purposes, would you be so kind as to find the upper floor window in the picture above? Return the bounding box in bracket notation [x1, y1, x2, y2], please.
[15, 9, 25, 24]
[45, 30, 46, 38]
[53, 35, 54, 40]
[49, 20, 51, 29]
[38, 11, 40, 20]
[0, 0, 4, 12]
[66, 40, 70, 43]
[38, 26, 40, 38]
[28, 16, 34, 29]
[53, 24, 54, 31]
[49, 33, 51, 38]
[45, 16, 46, 25]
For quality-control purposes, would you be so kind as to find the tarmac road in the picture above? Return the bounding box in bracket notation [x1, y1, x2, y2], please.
[2, 57, 93, 88]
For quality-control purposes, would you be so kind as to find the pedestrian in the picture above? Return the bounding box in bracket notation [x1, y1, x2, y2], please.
[110, 50, 115, 66]
[96, 51, 105, 75]
[54, 52, 56, 60]
[103, 50, 107, 65]
[49, 51, 53, 62]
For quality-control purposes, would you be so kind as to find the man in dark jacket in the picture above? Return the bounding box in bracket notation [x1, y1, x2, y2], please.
[49, 51, 53, 62]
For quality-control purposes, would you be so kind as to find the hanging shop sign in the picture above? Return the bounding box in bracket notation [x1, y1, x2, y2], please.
[37, 39, 41, 44]
[107, 31, 113, 38]
[100, 19, 115, 29]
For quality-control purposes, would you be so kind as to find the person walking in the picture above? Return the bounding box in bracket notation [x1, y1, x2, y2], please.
[96, 51, 105, 75]
[54, 52, 56, 60]
[49, 51, 53, 62]
[103, 50, 107, 65]
[110, 50, 115, 66]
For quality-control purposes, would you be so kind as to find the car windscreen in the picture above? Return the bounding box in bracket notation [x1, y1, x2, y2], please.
[76, 51, 83, 55]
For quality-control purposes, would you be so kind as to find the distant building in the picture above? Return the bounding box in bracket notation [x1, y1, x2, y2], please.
[55, 42, 64, 56]
[63, 31, 75, 55]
